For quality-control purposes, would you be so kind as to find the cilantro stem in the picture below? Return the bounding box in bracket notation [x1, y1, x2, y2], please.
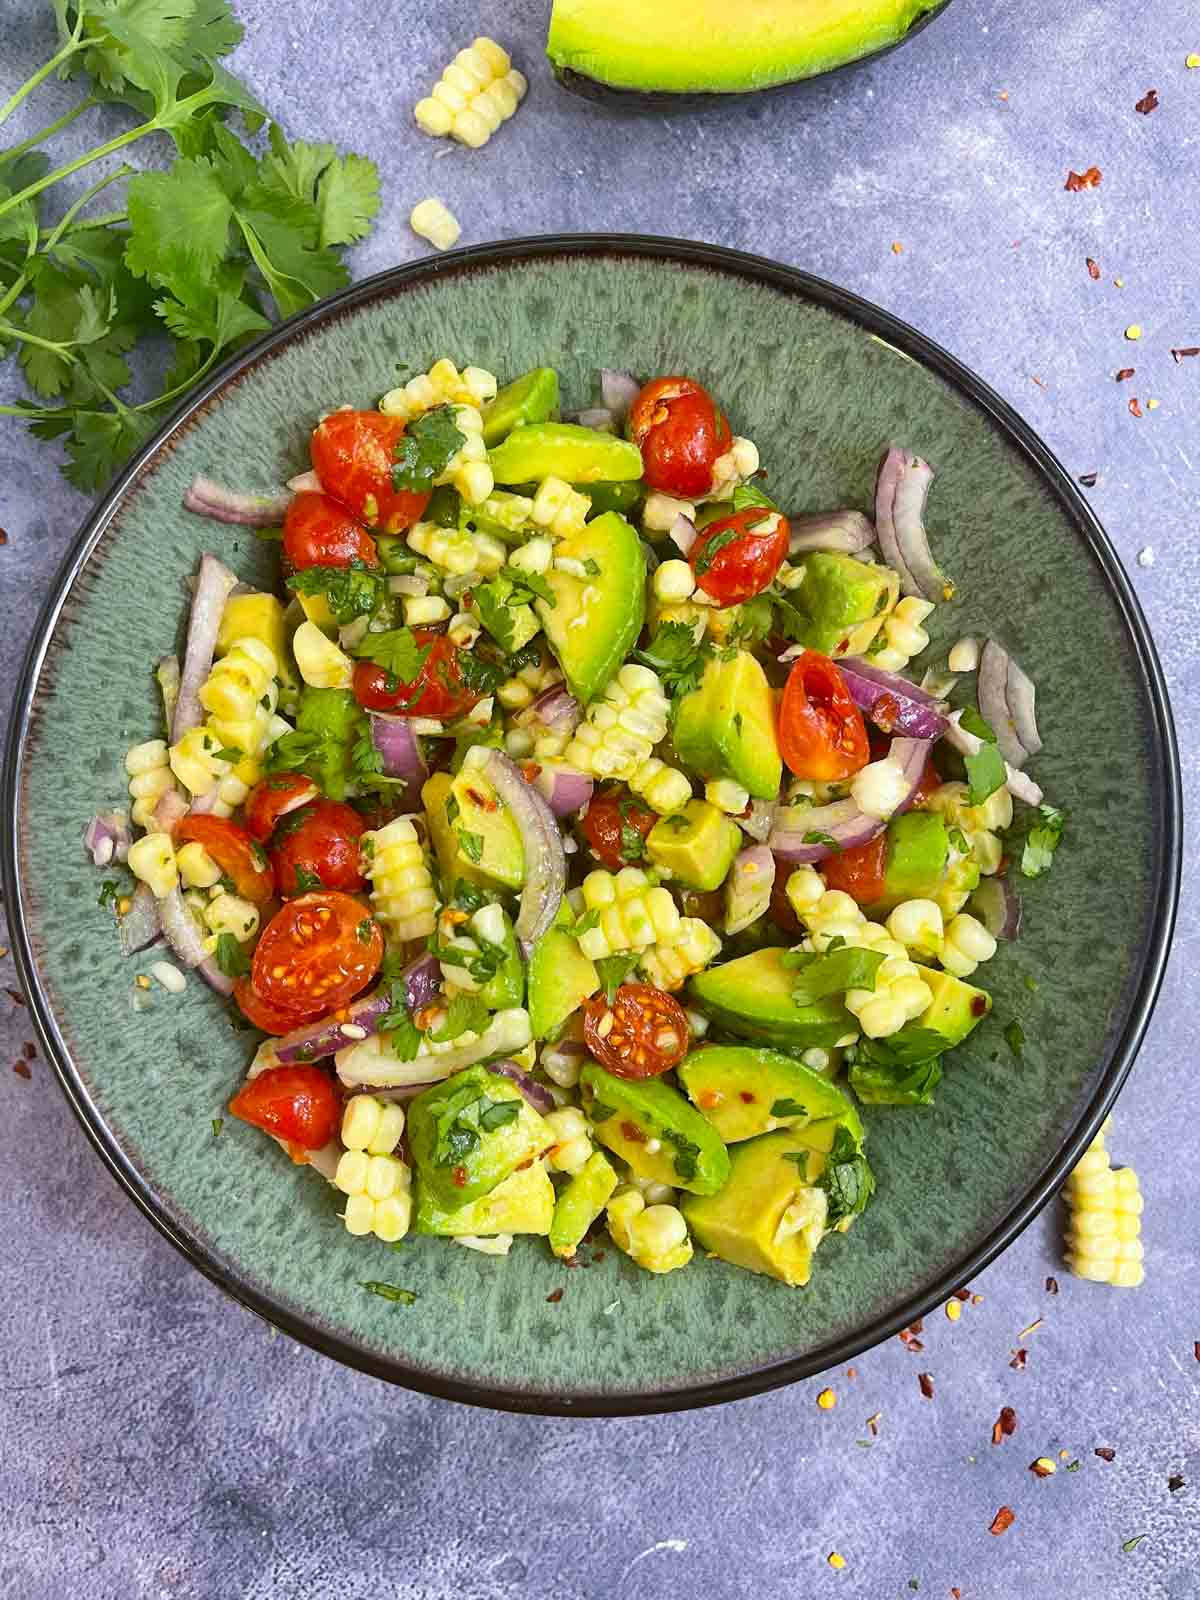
[42, 165, 134, 254]
[0, 96, 97, 169]
[0, 121, 156, 222]
[0, 320, 79, 361]
[0, 35, 87, 130]
[134, 347, 221, 413]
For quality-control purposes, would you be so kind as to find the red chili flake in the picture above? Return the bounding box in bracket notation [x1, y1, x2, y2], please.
[5, 988, 25, 1007]
[899, 1329, 925, 1352]
[738, 1090, 756, 1104]
[1135, 88, 1159, 114]
[1045, 1276, 1059, 1294]
[620, 1119, 646, 1144]
[1116, 368, 1135, 381]
[13, 1060, 31, 1079]
[992, 1405, 1018, 1444]
[546, 1287, 564, 1303]
[846, 1366, 857, 1379]
[1195, 1342, 1200, 1362]
[1031, 375, 1047, 390]
[951, 1591, 962, 1600]
[23, 1041, 36, 1059]
[1078, 471, 1099, 487]
[1065, 166, 1102, 191]
[1129, 397, 1144, 417]
[0, 529, 8, 546]
[918, 1372, 935, 1399]
[954, 1287, 971, 1301]
[451, 1164, 468, 1188]
[1010, 1348, 1028, 1370]
[1095, 1447, 1117, 1462]
[990, 1506, 1015, 1536]
[1168, 1474, 1185, 1493]
[910, 1317, 924, 1334]
[1086, 257, 1102, 280]
[1018, 1317, 1044, 1341]
[1171, 347, 1200, 362]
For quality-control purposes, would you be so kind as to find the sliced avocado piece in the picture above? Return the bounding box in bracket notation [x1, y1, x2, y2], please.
[580, 1063, 730, 1195]
[547, 0, 944, 99]
[645, 800, 741, 891]
[907, 967, 991, 1050]
[538, 510, 645, 703]
[678, 1044, 853, 1143]
[489, 422, 643, 485]
[790, 553, 898, 657]
[527, 901, 599, 1039]
[549, 1150, 619, 1258]
[416, 1161, 555, 1236]
[481, 367, 560, 446]
[672, 650, 781, 800]
[689, 948, 853, 1049]
[407, 1065, 552, 1209]
[680, 1130, 829, 1287]
[864, 811, 950, 916]
[583, 480, 641, 518]
[447, 766, 525, 889]
[934, 852, 981, 917]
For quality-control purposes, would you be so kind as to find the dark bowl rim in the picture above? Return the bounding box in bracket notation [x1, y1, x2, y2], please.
[2, 233, 1182, 1418]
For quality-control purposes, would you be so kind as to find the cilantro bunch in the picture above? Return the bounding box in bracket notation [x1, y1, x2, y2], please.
[0, 0, 380, 490]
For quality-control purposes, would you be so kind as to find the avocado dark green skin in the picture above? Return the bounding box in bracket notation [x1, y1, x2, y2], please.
[550, 1, 952, 108]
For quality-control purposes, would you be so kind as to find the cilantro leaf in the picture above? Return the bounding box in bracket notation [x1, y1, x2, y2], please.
[391, 405, 464, 494]
[849, 1046, 943, 1107]
[816, 1126, 875, 1225]
[428, 994, 490, 1043]
[350, 728, 383, 779]
[965, 742, 1007, 806]
[125, 159, 234, 297]
[234, 181, 348, 318]
[359, 1281, 417, 1305]
[261, 127, 380, 247]
[595, 952, 641, 1002]
[1004, 1020, 1025, 1058]
[214, 932, 250, 978]
[478, 1098, 522, 1132]
[505, 565, 556, 609]
[1020, 804, 1066, 879]
[456, 829, 483, 865]
[784, 945, 884, 1006]
[769, 1097, 810, 1120]
[287, 560, 384, 625]
[351, 627, 431, 684]
[958, 704, 997, 743]
[731, 483, 778, 513]
[636, 621, 712, 700]
[619, 821, 646, 862]
[471, 582, 517, 651]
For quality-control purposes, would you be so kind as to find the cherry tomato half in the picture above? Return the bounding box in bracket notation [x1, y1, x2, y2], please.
[251, 891, 383, 1015]
[244, 774, 321, 843]
[689, 506, 790, 607]
[820, 831, 889, 907]
[282, 490, 379, 572]
[175, 814, 273, 903]
[628, 376, 731, 499]
[578, 788, 657, 872]
[352, 631, 480, 720]
[310, 410, 430, 534]
[228, 1063, 340, 1149]
[583, 984, 690, 1080]
[269, 799, 367, 898]
[232, 976, 325, 1036]
[779, 650, 871, 782]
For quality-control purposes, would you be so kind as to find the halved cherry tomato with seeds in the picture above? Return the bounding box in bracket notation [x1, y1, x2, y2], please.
[228, 1063, 339, 1148]
[244, 775, 320, 843]
[282, 490, 379, 572]
[628, 376, 731, 499]
[175, 814, 274, 903]
[352, 631, 480, 720]
[578, 787, 656, 871]
[251, 891, 383, 1015]
[232, 976, 325, 1036]
[689, 505, 790, 607]
[269, 799, 367, 897]
[584, 984, 690, 1079]
[820, 831, 889, 907]
[779, 650, 870, 782]
[310, 410, 431, 533]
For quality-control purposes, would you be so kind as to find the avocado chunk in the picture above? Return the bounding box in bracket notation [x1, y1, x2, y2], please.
[538, 510, 645, 703]
[447, 766, 526, 889]
[481, 367, 560, 446]
[678, 1044, 855, 1143]
[582, 480, 641, 518]
[416, 1161, 555, 1237]
[908, 967, 991, 1050]
[646, 800, 742, 891]
[789, 552, 899, 658]
[407, 1066, 552, 1209]
[549, 1151, 619, 1258]
[864, 811, 950, 916]
[580, 1063, 730, 1195]
[527, 901, 599, 1039]
[488, 422, 643, 485]
[672, 650, 782, 800]
[678, 1131, 823, 1286]
[689, 948, 853, 1049]
[547, 0, 944, 99]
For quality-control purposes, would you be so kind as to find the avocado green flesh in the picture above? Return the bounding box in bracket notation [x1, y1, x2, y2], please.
[548, 0, 941, 95]
[538, 511, 646, 704]
[416, 1162, 555, 1236]
[527, 905, 599, 1039]
[488, 422, 643, 484]
[672, 650, 782, 800]
[481, 367, 560, 446]
[580, 1064, 731, 1195]
[408, 1068, 552, 1209]
[789, 552, 898, 657]
[678, 1044, 853, 1143]
[681, 1130, 830, 1286]
[646, 799, 742, 891]
[904, 967, 991, 1050]
[864, 811, 949, 915]
[549, 1151, 619, 1258]
[689, 948, 853, 1049]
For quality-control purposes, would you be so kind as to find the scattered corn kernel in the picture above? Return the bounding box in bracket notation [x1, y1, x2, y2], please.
[410, 197, 461, 252]
[827, 1552, 846, 1570]
[817, 1387, 837, 1410]
[946, 1299, 962, 1322]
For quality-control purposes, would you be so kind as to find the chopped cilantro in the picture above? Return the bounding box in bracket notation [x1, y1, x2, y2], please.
[428, 993, 489, 1043]
[359, 1281, 418, 1305]
[391, 405, 465, 493]
[478, 1098, 522, 1132]
[210, 746, 243, 765]
[457, 649, 507, 697]
[948, 825, 971, 855]
[351, 627, 430, 686]
[619, 821, 646, 861]
[816, 1125, 875, 1225]
[802, 830, 842, 851]
[97, 879, 123, 909]
[589, 1100, 617, 1123]
[1020, 804, 1066, 879]
[731, 483, 778, 514]
[503, 565, 556, 608]
[958, 704, 998, 743]
[292, 865, 322, 893]
[636, 621, 711, 700]
[377, 1009, 423, 1060]
[472, 582, 518, 651]
[661, 1126, 700, 1183]
[848, 1042, 943, 1107]
[456, 829, 484, 865]
[1121, 1535, 1148, 1554]
[595, 952, 641, 1002]
[350, 728, 384, 778]
[1004, 1020, 1025, 1058]
[769, 1097, 809, 1120]
[287, 559, 384, 625]
[582, 557, 601, 577]
[356, 917, 376, 945]
[785, 945, 885, 1007]
[211, 1117, 223, 1137]
[214, 933, 250, 979]
[965, 742, 1007, 806]
[572, 908, 602, 937]
[692, 526, 743, 576]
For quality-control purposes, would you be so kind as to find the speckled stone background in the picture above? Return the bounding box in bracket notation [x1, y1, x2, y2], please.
[0, 0, 1196, 1595]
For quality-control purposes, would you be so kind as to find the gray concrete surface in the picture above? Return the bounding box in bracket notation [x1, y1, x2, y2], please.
[1, 1, 1196, 1595]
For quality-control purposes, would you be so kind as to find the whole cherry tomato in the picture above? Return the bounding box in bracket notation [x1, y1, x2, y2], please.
[779, 650, 871, 782]
[228, 1063, 340, 1148]
[310, 410, 431, 533]
[689, 505, 790, 607]
[232, 976, 325, 1036]
[175, 814, 273, 903]
[628, 376, 731, 499]
[820, 831, 890, 906]
[269, 799, 367, 897]
[244, 774, 321, 843]
[583, 984, 690, 1079]
[578, 787, 657, 871]
[251, 891, 383, 1015]
[283, 490, 378, 571]
[352, 631, 480, 720]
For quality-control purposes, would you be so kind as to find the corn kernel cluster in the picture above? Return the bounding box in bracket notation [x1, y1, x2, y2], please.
[705, 436, 760, 501]
[939, 912, 997, 978]
[563, 665, 671, 781]
[925, 780, 1013, 877]
[639, 917, 722, 992]
[125, 739, 177, 830]
[577, 867, 681, 959]
[543, 1106, 594, 1175]
[413, 38, 527, 149]
[1064, 1120, 1144, 1287]
[706, 778, 749, 815]
[363, 817, 438, 944]
[642, 492, 696, 535]
[530, 476, 591, 539]
[334, 1096, 413, 1243]
[868, 596, 936, 672]
[407, 520, 507, 577]
[606, 1186, 693, 1274]
[626, 755, 693, 815]
[292, 620, 354, 691]
[171, 637, 285, 810]
[379, 359, 498, 423]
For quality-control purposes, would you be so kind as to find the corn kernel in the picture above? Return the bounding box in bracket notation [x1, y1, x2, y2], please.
[410, 197, 461, 252]
[817, 1387, 837, 1410]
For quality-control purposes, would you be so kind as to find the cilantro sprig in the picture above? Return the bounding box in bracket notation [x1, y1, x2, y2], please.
[636, 621, 713, 700]
[391, 405, 465, 493]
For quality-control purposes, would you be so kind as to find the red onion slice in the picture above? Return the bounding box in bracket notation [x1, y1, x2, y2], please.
[153, 786, 191, 835]
[725, 845, 775, 935]
[369, 715, 429, 789]
[197, 956, 235, 997]
[402, 951, 442, 1014]
[669, 514, 697, 556]
[533, 765, 593, 818]
[888, 737, 934, 817]
[837, 659, 949, 740]
[84, 811, 131, 866]
[159, 888, 234, 995]
[172, 554, 238, 743]
[944, 711, 1044, 806]
[490, 1060, 556, 1114]
[770, 798, 883, 864]
[574, 407, 617, 433]
[118, 883, 162, 957]
[514, 684, 583, 738]
[183, 475, 291, 527]
[875, 446, 955, 603]
[969, 877, 1023, 941]
[600, 369, 640, 424]
[787, 510, 875, 556]
[977, 639, 1029, 767]
[1006, 655, 1042, 760]
[482, 750, 566, 954]
[273, 988, 395, 1065]
[737, 797, 778, 842]
[287, 469, 322, 494]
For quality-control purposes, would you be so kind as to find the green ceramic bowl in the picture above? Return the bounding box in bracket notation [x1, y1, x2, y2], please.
[3, 237, 1180, 1416]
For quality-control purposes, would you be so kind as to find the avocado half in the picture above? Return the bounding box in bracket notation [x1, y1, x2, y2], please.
[547, 0, 950, 102]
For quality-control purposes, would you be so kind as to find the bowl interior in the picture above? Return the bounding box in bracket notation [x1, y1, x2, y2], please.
[8, 240, 1175, 1413]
